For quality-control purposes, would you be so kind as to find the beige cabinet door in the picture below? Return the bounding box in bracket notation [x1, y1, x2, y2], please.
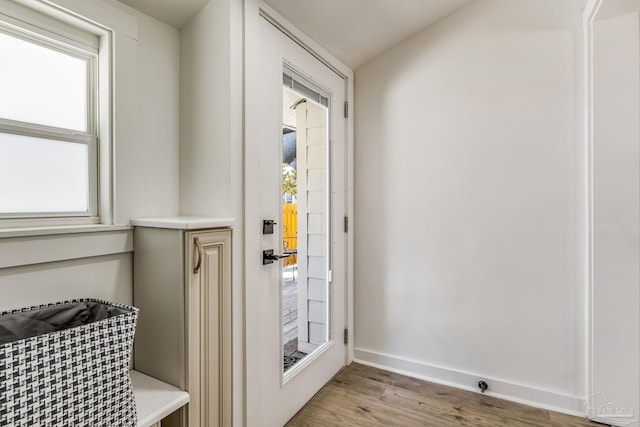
[185, 229, 232, 427]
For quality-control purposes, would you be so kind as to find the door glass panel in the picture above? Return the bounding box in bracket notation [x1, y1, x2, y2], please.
[282, 81, 330, 375]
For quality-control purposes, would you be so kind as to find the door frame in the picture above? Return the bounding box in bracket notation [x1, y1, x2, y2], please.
[243, 1, 354, 425]
[584, 0, 640, 424]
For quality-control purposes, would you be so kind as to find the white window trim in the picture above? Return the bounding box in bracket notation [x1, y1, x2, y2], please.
[0, 0, 113, 229]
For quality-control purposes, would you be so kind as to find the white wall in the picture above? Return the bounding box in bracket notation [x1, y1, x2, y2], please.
[179, 1, 245, 424]
[589, 1, 640, 423]
[0, 0, 180, 313]
[0, 253, 132, 310]
[354, 0, 588, 414]
[180, 0, 232, 218]
[110, 1, 181, 223]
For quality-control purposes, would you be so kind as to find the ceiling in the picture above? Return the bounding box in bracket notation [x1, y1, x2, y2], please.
[118, 0, 474, 69]
[118, 0, 208, 29]
[262, 0, 474, 69]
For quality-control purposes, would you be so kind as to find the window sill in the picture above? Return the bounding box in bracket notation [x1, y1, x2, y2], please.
[0, 224, 131, 239]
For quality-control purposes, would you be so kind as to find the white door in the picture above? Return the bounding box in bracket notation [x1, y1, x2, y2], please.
[246, 15, 347, 426]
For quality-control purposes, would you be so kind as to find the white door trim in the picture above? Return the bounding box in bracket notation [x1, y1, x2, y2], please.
[584, 0, 640, 424]
[583, 0, 600, 413]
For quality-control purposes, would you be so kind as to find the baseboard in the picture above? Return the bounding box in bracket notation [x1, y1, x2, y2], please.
[354, 348, 586, 418]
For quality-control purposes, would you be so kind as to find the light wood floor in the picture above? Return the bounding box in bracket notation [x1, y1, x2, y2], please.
[286, 363, 601, 426]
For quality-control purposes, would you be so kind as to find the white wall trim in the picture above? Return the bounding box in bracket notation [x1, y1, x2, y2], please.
[583, 0, 601, 413]
[354, 348, 586, 417]
[0, 228, 132, 268]
[39, 0, 138, 39]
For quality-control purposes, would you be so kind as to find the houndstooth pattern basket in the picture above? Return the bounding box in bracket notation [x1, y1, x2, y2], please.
[0, 299, 138, 427]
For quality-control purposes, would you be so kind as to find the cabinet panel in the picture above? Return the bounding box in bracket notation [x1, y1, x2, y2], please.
[133, 228, 186, 389]
[134, 227, 232, 427]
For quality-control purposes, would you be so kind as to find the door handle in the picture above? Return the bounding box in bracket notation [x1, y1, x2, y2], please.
[262, 249, 291, 265]
[193, 237, 203, 274]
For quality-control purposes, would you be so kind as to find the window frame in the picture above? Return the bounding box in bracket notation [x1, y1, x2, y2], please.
[0, 2, 112, 228]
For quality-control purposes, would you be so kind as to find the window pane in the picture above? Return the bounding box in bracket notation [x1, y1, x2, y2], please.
[0, 31, 87, 131]
[0, 133, 88, 214]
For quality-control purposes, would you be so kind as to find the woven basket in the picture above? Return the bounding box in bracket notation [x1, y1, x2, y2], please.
[0, 299, 138, 426]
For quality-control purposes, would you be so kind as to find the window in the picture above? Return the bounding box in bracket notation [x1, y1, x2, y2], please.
[0, 4, 108, 227]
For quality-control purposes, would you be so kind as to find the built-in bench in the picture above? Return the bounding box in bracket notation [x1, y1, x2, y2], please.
[131, 370, 189, 427]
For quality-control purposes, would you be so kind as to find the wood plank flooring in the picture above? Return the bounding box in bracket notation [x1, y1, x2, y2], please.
[286, 363, 601, 427]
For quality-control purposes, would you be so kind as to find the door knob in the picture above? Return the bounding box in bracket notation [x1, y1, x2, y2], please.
[262, 249, 291, 265]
